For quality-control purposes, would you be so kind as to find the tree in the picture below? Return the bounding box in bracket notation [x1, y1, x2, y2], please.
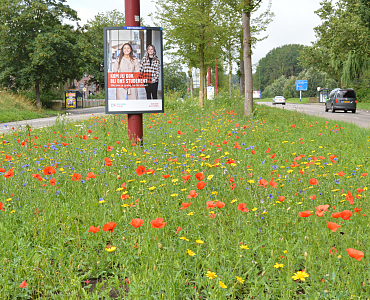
[0, 0, 86, 108]
[83, 10, 126, 90]
[153, 0, 222, 108]
[299, 0, 370, 88]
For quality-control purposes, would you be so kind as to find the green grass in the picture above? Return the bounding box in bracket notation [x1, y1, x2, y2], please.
[0, 92, 370, 299]
[0, 92, 65, 123]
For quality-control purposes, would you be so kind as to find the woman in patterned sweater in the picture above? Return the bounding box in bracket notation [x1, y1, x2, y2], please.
[140, 45, 161, 99]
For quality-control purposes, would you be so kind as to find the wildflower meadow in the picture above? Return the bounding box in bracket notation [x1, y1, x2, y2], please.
[1, 96, 369, 299]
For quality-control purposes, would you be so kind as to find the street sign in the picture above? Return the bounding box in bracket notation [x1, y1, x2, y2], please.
[296, 80, 308, 91]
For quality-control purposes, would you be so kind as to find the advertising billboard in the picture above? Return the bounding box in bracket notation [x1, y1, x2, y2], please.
[104, 27, 164, 114]
[65, 91, 77, 109]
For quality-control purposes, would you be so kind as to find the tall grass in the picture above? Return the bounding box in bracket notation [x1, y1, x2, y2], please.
[0, 96, 370, 298]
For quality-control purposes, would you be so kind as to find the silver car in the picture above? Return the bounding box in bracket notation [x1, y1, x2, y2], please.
[273, 96, 286, 105]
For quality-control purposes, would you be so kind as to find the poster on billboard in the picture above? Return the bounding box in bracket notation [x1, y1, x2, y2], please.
[253, 91, 261, 99]
[104, 27, 164, 114]
[65, 91, 77, 109]
[207, 86, 214, 100]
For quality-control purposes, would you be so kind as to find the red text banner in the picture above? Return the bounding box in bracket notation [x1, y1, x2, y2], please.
[107, 72, 152, 88]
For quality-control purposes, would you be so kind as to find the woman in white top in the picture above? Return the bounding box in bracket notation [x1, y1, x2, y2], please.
[113, 43, 140, 100]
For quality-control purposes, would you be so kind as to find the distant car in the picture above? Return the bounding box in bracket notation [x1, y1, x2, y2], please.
[325, 88, 357, 113]
[272, 96, 286, 105]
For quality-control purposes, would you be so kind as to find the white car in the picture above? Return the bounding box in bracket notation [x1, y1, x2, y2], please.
[272, 96, 286, 105]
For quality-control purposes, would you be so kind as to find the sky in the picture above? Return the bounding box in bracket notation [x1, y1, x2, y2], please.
[65, 0, 323, 71]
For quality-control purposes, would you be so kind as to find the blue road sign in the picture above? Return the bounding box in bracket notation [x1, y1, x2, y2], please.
[296, 80, 308, 91]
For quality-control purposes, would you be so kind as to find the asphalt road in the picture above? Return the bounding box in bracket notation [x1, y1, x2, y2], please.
[257, 102, 370, 129]
[0, 106, 106, 134]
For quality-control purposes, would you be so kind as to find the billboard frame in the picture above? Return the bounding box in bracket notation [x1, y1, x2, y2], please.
[103, 26, 164, 114]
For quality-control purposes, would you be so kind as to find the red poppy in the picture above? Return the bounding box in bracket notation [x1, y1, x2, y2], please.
[346, 248, 364, 261]
[187, 190, 198, 198]
[180, 202, 191, 210]
[0, 202, 4, 211]
[215, 201, 225, 208]
[86, 172, 96, 180]
[225, 159, 235, 164]
[258, 179, 268, 188]
[130, 218, 144, 228]
[338, 171, 346, 177]
[318, 156, 325, 160]
[88, 226, 100, 233]
[362, 173, 368, 177]
[251, 150, 256, 154]
[206, 201, 216, 210]
[298, 210, 312, 217]
[104, 157, 112, 166]
[346, 190, 354, 205]
[32, 173, 43, 181]
[309, 178, 318, 185]
[309, 195, 316, 201]
[176, 226, 181, 234]
[196, 181, 206, 190]
[195, 172, 205, 181]
[44, 167, 56, 176]
[270, 153, 276, 159]
[237, 203, 249, 212]
[72, 173, 81, 181]
[340, 210, 352, 220]
[266, 148, 271, 153]
[150, 218, 167, 228]
[291, 124, 296, 128]
[103, 222, 117, 233]
[162, 174, 170, 178]
[146, 169, 155, 174]
[136, 165, 146, 176]
[182, 175, 191, 183]
[230, 183, 236, 190]
[331, 212, 342, 218]
[269, 179, 277, 188]
[49, 178, 57, 186]
[222, 140, 229, 144]
[327, 221, 341, 232]
[278, 196, 285, 202]
[354, 207, 362, 214]
[315, 205, 329, 217]
[4, 169, 14, 178]
[107, 146, 113, 151]
[19, 280, 28, 288]
[0, 168, 5, 172]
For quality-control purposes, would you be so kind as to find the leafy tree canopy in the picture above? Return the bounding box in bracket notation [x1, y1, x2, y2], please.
[0, 0, 87, 107]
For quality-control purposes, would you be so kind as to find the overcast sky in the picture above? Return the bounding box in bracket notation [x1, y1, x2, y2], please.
[65, 0, 323, 71]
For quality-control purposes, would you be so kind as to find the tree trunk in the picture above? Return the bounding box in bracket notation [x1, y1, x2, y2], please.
[239, 59, 245, 96]
[189, 67, 193, 98]
[35, 80, 41, 109]
[199, 23, 205, 108]
[243, 1, 253, 116]
[229, 45, 232, 97]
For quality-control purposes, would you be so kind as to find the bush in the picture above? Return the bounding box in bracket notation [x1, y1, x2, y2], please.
[355, 88, 370, 102]
[88, 90, 105, 99]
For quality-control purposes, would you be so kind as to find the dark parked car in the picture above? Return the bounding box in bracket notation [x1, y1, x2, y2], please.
[325, 88, 357, 113]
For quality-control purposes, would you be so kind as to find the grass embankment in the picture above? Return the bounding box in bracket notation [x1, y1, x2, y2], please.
[1, 93, 370, 298]
[0, 92, 62, 123]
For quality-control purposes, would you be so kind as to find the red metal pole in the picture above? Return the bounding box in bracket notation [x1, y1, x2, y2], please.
[126, 0, 143, 142]
[215, 59, 217, 95]
[208, 66, 211, 86]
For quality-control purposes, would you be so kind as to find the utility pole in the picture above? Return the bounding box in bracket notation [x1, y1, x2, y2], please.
[125, 0, 143, 142]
